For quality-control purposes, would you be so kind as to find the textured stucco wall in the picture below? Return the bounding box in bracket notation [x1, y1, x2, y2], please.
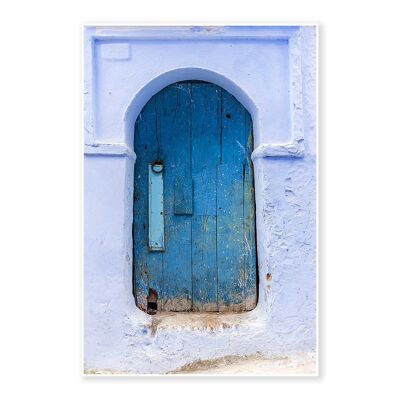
[84, 25, 316, 374]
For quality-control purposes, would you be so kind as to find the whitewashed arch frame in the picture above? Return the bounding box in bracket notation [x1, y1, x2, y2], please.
[84, 26, 304, 158]
[84, 26, 316, 374]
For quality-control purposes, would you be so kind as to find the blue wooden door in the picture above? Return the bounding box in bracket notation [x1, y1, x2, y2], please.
[133, 81, 257, 313]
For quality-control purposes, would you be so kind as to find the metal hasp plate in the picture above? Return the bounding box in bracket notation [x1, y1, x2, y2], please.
[148, 162, 164, 251]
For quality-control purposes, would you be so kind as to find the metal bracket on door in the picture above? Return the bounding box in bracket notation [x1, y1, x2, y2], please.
[149, 161, 165, 251]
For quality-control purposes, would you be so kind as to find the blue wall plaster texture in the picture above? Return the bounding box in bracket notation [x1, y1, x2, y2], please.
[84, 25, 316, 374]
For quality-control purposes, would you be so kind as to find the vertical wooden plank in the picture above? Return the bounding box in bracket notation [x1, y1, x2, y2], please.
[243, 111, 257, 310]
[133, 96, 163, 311]
[191, 82, 220, 310]
[191, 83, 220, 217]
[217, 164, 245, 311]
[159, 82, 192, 311]
[217, 91, 246, 311]
[192, 216, 217, 311]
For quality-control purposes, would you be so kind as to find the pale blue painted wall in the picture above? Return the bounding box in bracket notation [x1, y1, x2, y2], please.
[84, 25, 316, 373]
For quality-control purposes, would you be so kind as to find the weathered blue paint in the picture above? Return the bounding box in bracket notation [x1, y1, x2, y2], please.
[148, 163, 164, 251]
[243, 112, 257, 307]
[174, 177, 193, 215]
[134, 81, 257, 312]
[191, 82, 220, 311]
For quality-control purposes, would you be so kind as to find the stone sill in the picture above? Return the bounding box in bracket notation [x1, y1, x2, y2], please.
[146, 310, 263, 336]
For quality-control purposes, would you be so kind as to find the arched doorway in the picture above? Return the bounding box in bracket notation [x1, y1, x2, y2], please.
[133, 81, 257, 313]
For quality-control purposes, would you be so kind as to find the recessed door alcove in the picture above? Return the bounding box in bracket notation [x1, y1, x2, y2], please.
[133, 80, 258, 313]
